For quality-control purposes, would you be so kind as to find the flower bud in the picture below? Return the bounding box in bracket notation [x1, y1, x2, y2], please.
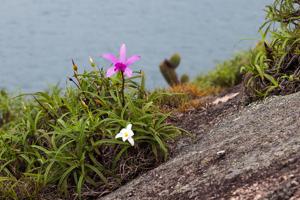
[89, 56, 96, 68]
[72, 59, 78, 72]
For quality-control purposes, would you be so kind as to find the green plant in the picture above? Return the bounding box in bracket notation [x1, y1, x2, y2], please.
[195, 50, 253, 89]
[242, 0, 300, 99]
[0, 61, 184, 199]
[0, 90, 24, 128]
[159, 53, 189, 86]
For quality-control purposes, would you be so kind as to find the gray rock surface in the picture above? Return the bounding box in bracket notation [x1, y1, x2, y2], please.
[100, 92, 300, 200]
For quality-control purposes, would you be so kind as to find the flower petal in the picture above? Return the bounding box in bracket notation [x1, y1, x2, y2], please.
[115, 132, 123, 139]
[126, 55, 140, 66]
[124, 67, 133, 77]
[122, 136, 127, 142]
[106, 67, 117, 77]
[128, 137, 134, 146]
[102, 53, 118, 64]
[119, 43, 126, 63]
[120, 128, 127, 134]
[126, 124, 132, 130]
[128, 130, 134, 137]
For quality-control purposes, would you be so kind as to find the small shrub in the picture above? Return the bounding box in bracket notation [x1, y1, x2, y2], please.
[242, 0, 300, 100]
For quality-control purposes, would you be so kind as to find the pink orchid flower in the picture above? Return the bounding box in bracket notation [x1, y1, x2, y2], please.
[102, 44, 140, 78]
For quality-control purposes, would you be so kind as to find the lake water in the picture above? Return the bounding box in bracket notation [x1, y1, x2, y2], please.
[0, 0, 271, 92]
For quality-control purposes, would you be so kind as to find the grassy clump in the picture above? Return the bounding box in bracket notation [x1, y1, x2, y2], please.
[0, 64, 183, 199]
[0, 90, 24, 128]
[153, 84, 220, 112]
[242, 0, 300, 100]
[194, 50, 253, 89]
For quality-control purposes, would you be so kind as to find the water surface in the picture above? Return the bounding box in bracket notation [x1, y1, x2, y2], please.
[0, 0, 271, 91]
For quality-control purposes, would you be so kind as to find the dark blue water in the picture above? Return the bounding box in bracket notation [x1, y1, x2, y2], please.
[0, 0, 271, 91]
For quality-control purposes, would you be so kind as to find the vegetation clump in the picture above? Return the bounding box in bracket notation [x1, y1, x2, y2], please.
[154, 84, 220, 112]
[195, 50, 253, 89]
[0, 57, 183, 199]
[242, 0, 300, 100]
[156, 50, 254, 112]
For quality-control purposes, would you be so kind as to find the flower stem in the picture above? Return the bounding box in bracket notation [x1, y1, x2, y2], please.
[121, 71, 125, 107]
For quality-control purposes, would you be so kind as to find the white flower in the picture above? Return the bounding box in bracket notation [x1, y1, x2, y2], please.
[115, 124, 135, 146]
